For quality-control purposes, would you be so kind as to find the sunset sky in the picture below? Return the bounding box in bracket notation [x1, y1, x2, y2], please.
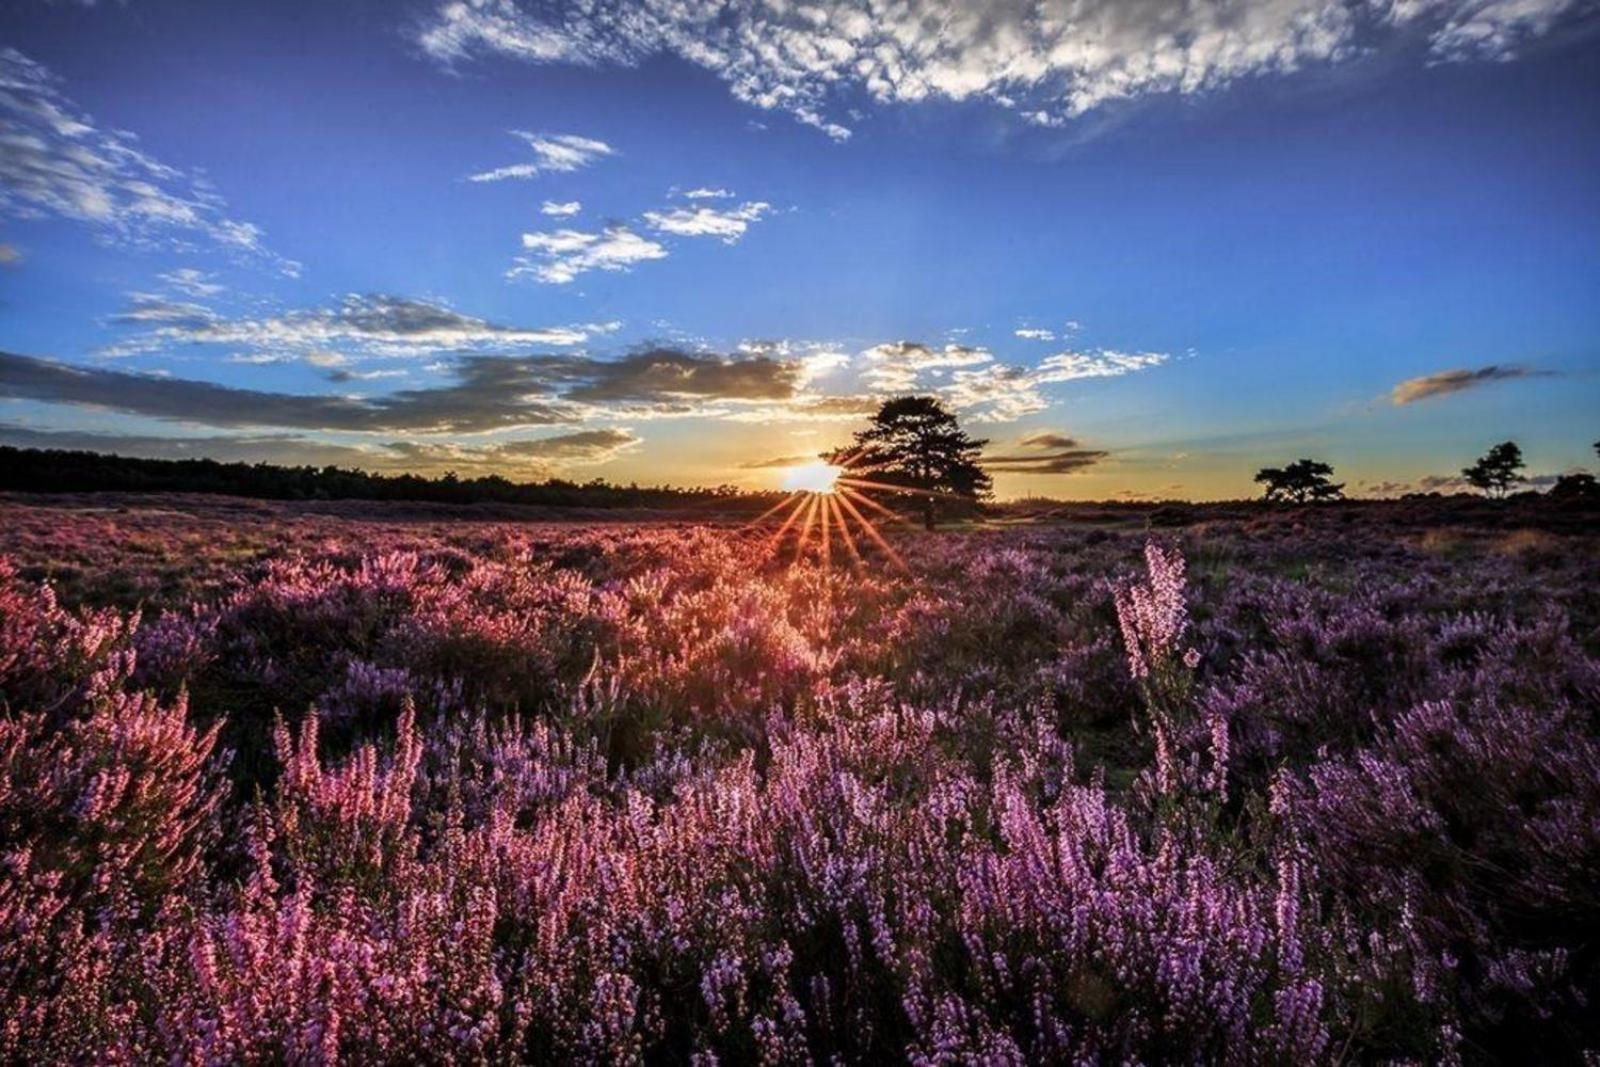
[2, 0, 1597, 500]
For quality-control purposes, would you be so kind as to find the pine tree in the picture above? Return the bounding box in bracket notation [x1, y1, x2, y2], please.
[841, 396, 991, 529]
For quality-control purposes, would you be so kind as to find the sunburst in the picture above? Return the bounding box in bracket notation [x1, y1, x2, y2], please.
[746, 448, 956, 572]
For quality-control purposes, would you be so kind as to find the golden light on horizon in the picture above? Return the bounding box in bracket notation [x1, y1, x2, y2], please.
[779, 459, 844, 495]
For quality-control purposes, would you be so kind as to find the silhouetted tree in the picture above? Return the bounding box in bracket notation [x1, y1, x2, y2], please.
[1462, 441, 1524, 498]
[1548, 472, 1598, 502]
[841, 396, 991, 529]
[1253, 459, 1344, 503]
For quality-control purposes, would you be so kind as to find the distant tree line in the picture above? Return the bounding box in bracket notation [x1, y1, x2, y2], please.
[0, 446, 756, 510]
[1255, 438, 1600, 503]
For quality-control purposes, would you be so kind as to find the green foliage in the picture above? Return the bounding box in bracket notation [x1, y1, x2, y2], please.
[1253, 459, 1345, 503]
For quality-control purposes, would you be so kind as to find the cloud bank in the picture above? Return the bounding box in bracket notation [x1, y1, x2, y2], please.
[101, 292, 615, 361]
[0, 346, 806, 433]
[417, 0, 1590, 138]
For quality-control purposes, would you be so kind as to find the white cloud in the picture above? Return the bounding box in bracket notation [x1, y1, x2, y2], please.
[102, 291, 609, 359]
[642, 200, 771, 243]
[0, 48, 295, 271]
[861, 341, 993, 391]
[511, 224, 667, 283]
[468, 131, 613, 182]
[682, 187, 733, 199]
[418, 0, 1587, 137]
[1035, 349, 1168, 383]
[541, 199, 582, 216]
[1015, 327, 1055, 341]
[159, 267, 224, 297]
[943, 348, 1169, 421]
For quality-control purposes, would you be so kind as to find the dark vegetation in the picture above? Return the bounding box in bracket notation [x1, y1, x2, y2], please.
[0, 445, 755, 510]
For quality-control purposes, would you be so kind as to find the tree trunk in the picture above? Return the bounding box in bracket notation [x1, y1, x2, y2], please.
[922, 497, 935, 530]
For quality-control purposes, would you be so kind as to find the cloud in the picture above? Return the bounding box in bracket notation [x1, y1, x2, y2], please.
[0, 422, 640, 475]
[415, 0, 1588, 138]
[642, 201, 771, 243]
[0, 48, 294, 270]
[1018, 431, 1080, 450]
[541, 199, 582, 216]
[738, 452, 824, 469]
[937, 348, 1167, 421]
[1014, 328, 1055, 341]
[861, 341, 993, 391]
[158, 267, 224, 297]
[467, 131, 614, 182]
[102, 292, 603, 359]
[511, 224, 667, 283]
[983, 431, 1108, 475]
[1390, 363, 1544, 404]
[682, 187, 733, 200]
[523, 347, 804, 404]
[0, 346, 806, 433]
[854, 341, 1166, 421]
[1034, 350, 1168, 383]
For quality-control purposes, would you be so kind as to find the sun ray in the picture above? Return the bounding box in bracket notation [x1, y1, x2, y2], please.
[793, 493, 821, 563]
[840, 485, 911, 525]
[819, 489, 833, 567]
[834, 488, 907, 571]
[837, 477, 968, 502]
[746, 493, 799, 529]
[829, 494, 864, 572]
[767, 493, 810, 554]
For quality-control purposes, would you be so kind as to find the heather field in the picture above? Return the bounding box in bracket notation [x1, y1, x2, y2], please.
[2, 495, 1598, 1064]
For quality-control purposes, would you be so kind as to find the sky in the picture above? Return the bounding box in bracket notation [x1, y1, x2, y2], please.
[1, 0, 1597, 501]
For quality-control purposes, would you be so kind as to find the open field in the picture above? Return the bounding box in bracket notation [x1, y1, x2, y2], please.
[2, 493, 1598, 1062]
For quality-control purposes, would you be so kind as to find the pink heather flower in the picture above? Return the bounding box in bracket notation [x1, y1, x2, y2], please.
[1113, 541, 1189, 681]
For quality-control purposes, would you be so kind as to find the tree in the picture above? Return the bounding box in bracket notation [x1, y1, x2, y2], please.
[1462, 441, 1524, 498]
[840, 396, 991, 529]
[1253, 459, 1345, 503]
[1548, 472, 1599, 502]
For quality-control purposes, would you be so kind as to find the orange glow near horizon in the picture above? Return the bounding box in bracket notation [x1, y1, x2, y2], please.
[750, 454, 927, 574]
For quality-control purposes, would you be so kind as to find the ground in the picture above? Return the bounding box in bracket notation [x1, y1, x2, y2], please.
[1, 491, 1597, 1062]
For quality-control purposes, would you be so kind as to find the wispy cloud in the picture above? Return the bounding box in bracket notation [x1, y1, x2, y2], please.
[1390, 364, 1545, 405]
[0, 48, 295, 271]
[416, 0, 1588, 138]
[1014, 328, 1055, 341]
[511, 224, 667, 284]
[682, 187, 732, 200]
[101, 292, 612, 360]
[158, 267, 224, 297]
[983, 431, 1108, 474]
[541, 199, 582, 216]
[467, 131, 614, 182]
[643, 200, 771, 243]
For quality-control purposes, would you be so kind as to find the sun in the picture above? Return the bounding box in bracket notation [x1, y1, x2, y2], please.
[779, 459, 843, 495]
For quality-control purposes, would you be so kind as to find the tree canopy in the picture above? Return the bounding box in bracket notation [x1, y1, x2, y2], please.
[1462, 441, 1525, 498]
[839, 396, 991, 528]
[1253, 459, 1345, 503]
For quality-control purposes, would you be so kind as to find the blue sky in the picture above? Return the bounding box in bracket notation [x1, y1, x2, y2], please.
[1, 0, 1597, 499]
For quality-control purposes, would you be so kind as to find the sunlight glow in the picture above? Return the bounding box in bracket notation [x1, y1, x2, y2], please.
[780, 460, 844, 495]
